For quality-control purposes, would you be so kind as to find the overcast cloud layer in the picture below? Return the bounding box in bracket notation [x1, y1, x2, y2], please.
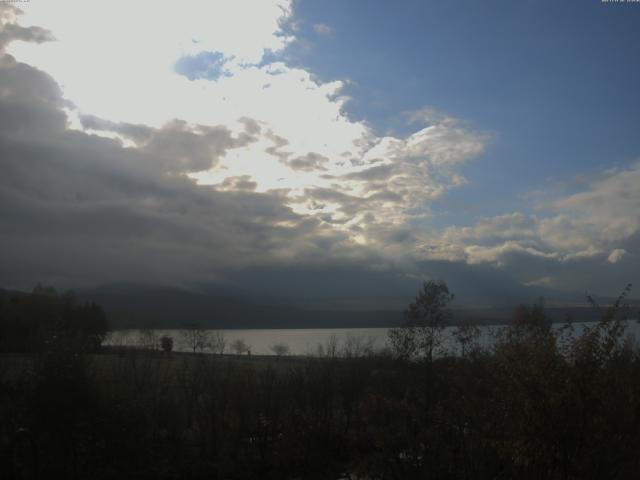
[0, 3, 638, 304]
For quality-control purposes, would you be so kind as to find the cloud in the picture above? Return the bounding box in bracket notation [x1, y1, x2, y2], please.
[2, 9, 441, 295]
[218, 175, 258, 191]
[0, 48, 491, 298]
[418, 163, 640, 295]
[80, 116, 253, 173]
[6, 1, 295, 127]
[313, 23, 332, 35]
[4, 6, 487, 242]
[286, 152, 330, 171]
[4, 5, 635, 302]
[0, 7, 498, 299]
[0, 32, 357, 288]
[0, 5, 53, 51]
[608, 249, 626, 264]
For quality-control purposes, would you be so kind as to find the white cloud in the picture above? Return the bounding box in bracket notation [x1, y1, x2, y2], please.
[8, 0, 293, 127]
[608, 249, 626, 264]
[415, 162, 640, 294]
[547, 163, 640, 243]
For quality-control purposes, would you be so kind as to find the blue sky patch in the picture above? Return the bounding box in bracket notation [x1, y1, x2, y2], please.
[174, 51, 230, 81]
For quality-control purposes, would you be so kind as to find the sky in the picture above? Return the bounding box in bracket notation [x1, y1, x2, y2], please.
[0, 0, 639, 308]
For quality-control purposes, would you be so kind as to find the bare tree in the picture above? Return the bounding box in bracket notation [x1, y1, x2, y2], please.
[231, 338, 249, 355]
[342, 334, 376, 358]
[137, 329, 159, 351]
[315, 334, 339, 358]
[181, 325, 211, 354]
[453, 321, 481, 357]
[210, 331, 227, 355]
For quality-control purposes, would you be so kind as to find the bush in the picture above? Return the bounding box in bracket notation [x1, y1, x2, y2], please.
[160, 335, 173, 354]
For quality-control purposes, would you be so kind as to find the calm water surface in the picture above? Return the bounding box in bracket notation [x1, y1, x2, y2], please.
[105, 321, 640, 356]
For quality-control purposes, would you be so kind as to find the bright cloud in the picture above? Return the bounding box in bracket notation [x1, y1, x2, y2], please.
[5, 2, 486, 247]
[8, 0, 293, 126]
[608, 249, 627, 264]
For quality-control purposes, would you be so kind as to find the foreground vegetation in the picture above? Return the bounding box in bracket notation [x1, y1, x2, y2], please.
[1, 284, 639, 479]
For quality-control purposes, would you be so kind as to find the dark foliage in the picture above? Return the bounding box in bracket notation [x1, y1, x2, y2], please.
[0, 285, 109, 353]
[388, 280, 454, 361]
[0, 284, 639, 478]
[160, 335, 174, 354]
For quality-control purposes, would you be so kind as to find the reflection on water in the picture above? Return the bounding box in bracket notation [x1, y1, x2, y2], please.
[105, 321, 640, 356]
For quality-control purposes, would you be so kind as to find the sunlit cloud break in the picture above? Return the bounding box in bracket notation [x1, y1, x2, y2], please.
[4, 2, 486, 245]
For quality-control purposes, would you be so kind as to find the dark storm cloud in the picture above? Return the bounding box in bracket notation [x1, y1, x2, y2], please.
[0, 55, 66, 137]
[80, 115, 253, 173]
[218, 256, 574, 310]
[0, 40, 354, 289]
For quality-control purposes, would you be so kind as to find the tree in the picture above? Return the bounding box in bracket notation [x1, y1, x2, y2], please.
[160, 335, 173, 354]
[388, 280, 453, 361]
[231, 338, 249, 355]
[342, 334, 375, 358]
[181, 325, 211, 354]
[315, 335, 339, 358]
[571, 284, 633, 365]
[137, 329, 159, 351]
[453, 320, 481, 357]
[498, 298, 553, 351]
[0, 286, 109, 353]
[210, 331, 227, 355]
[270, 343, 290, 357]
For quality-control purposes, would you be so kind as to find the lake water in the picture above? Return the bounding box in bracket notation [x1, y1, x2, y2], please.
[105, 320, 640, 356]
